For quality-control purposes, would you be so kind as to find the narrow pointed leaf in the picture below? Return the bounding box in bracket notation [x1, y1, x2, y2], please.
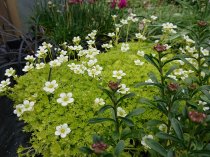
[116, 93, 135, 104]
[89, 118, 115, 124]
[171, 118, 183, 139]
[98, 105, 113, 114]
[120, 117, 134, 127]
[145, 138, 167, 157]
[144, 54, 159, 70]
[126, 108, 145, 118]
[114, 140, 125, 157]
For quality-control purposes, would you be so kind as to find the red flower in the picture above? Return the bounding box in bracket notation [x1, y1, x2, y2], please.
[68, 0, 83, 4]
[118, 0, 127, 9]
[188, 110, 207, 123]
[197, 21, 208, 27]
[154, 44, 167, 53]
[92, 142, 108, 154]
[108, 81, 120, 91]
[110, 0, 117, 8]
[168, 82, 179, 92]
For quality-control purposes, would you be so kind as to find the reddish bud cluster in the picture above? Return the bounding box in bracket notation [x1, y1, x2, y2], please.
[188, 110, 207, 123]
[168, 82, 179, 92]
[197, 21, 208, 27]
[108, 81, 120, 91]
[111, 0, 127, 9]
[154, 44, 167, 52]
[92, 142, 108, 154]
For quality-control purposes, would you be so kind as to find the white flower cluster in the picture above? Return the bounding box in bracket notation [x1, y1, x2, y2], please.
[135, 33, 146, 41]
[162, 22, 177, 34]
[0, 78, 11, 92]
[183, 35, 195, 44]
[14, 100, 35, 117]
[102, 41, 113, 50]
[5, 67, 16, 78]
[169, 68, 194, 81]
[117, 84, 130, 94]
[198, 100, 209, 111]
[135, 50, 145, 66]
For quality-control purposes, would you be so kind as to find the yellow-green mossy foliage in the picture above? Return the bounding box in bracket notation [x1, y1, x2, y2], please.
[11, 42, 163, 156]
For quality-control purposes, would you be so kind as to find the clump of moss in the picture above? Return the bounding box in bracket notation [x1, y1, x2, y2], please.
[11, 42, 163, 156]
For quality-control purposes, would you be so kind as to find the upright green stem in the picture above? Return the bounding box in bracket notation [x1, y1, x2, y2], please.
[158, 52, 165, 97]
[113, 101, 120, 135]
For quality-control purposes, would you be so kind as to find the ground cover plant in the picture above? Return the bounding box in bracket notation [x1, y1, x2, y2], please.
[0, 0, 210, 156]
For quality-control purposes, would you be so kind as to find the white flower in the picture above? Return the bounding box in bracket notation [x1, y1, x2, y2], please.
[57, 55, 68, 63]
[198, 100, 207, 106]
[102, 43, 113, 49]
[203, 107, 209, 111]
[55, 123, 71, 138]
[200, 47, 209, 56]
[36, 47, 47, 58]
[25, 55, 35, 62]
[113, 70, 126, 79]
[120, 19, 128, 25]
[60, 50, 67, 55]
[168, 75, 177, 81]
[141, 135, 153, 149]
[142, 18, 151, 24]
[185, 46, 196, 54]
[57, 92, 74, 106]
[87, 65, 103, 78]
[150, 15, 158, 20]
[42, 42, 52, 49]
[108, 32, 115, 37]
[87, 59, 97, 67]
[183, 35, 195, 44]
[162, 22, 177, 34]
[5, 68, 15, 77]
[85, 48, 100, 59]
[137, 50, 145, 57]
[49, 60, 61, 67]
[22, 63, 34, 72]
[145, 79, 153, 83]
[164, 44, 171, 50]
[73, 36, 81, 43]
[35, 63, 45, 69]
[43, 80, 58, 93]
[121, 43, 130, 52]
[14, 104, 25, 117]
[0, 78, 11, 87]
[135, 33, 146, 40]
[87, 40, 95, 45]
[117, 84, 130, 94]
[201, 71, 205, 78]
[117, 107, 127, 117]
[78, 50, 87, 57]
[134, 59, 144, 66]
[112, 15, 117, 19]
[22, 100, 35, 111]
[94, 98, 105, 106]
[158, 124, 167, 132]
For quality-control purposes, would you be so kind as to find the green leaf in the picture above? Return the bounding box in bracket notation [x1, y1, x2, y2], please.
[89, 118, 115, 124]
[177, 54, 198, 72]
[167, 150, 174, 157]
[114, 140, 125, 157]
[144, 54, 159, 70]
[99, 87, 116, 103]
[145, 138, 167, 157]
[148, 72, 159, 83]
[171, 118, 183, 139]
[156, 132, 183, 144]
[121, 128, 131, 139]
[165, 65, 178, 77]
[191, 150, 210, 156]
[120, 117, 134, 127]
[126, 108, 145, 118]
[98, 105, 113, 114]
[116, 93, 135, 104]
[79, 147, 93, 154]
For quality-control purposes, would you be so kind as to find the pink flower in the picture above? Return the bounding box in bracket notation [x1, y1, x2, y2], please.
[68, 0, 83, 4]
[188, 110, 207, 123]
[118, 0, 127, 9]
[111, 0, 117, 9]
